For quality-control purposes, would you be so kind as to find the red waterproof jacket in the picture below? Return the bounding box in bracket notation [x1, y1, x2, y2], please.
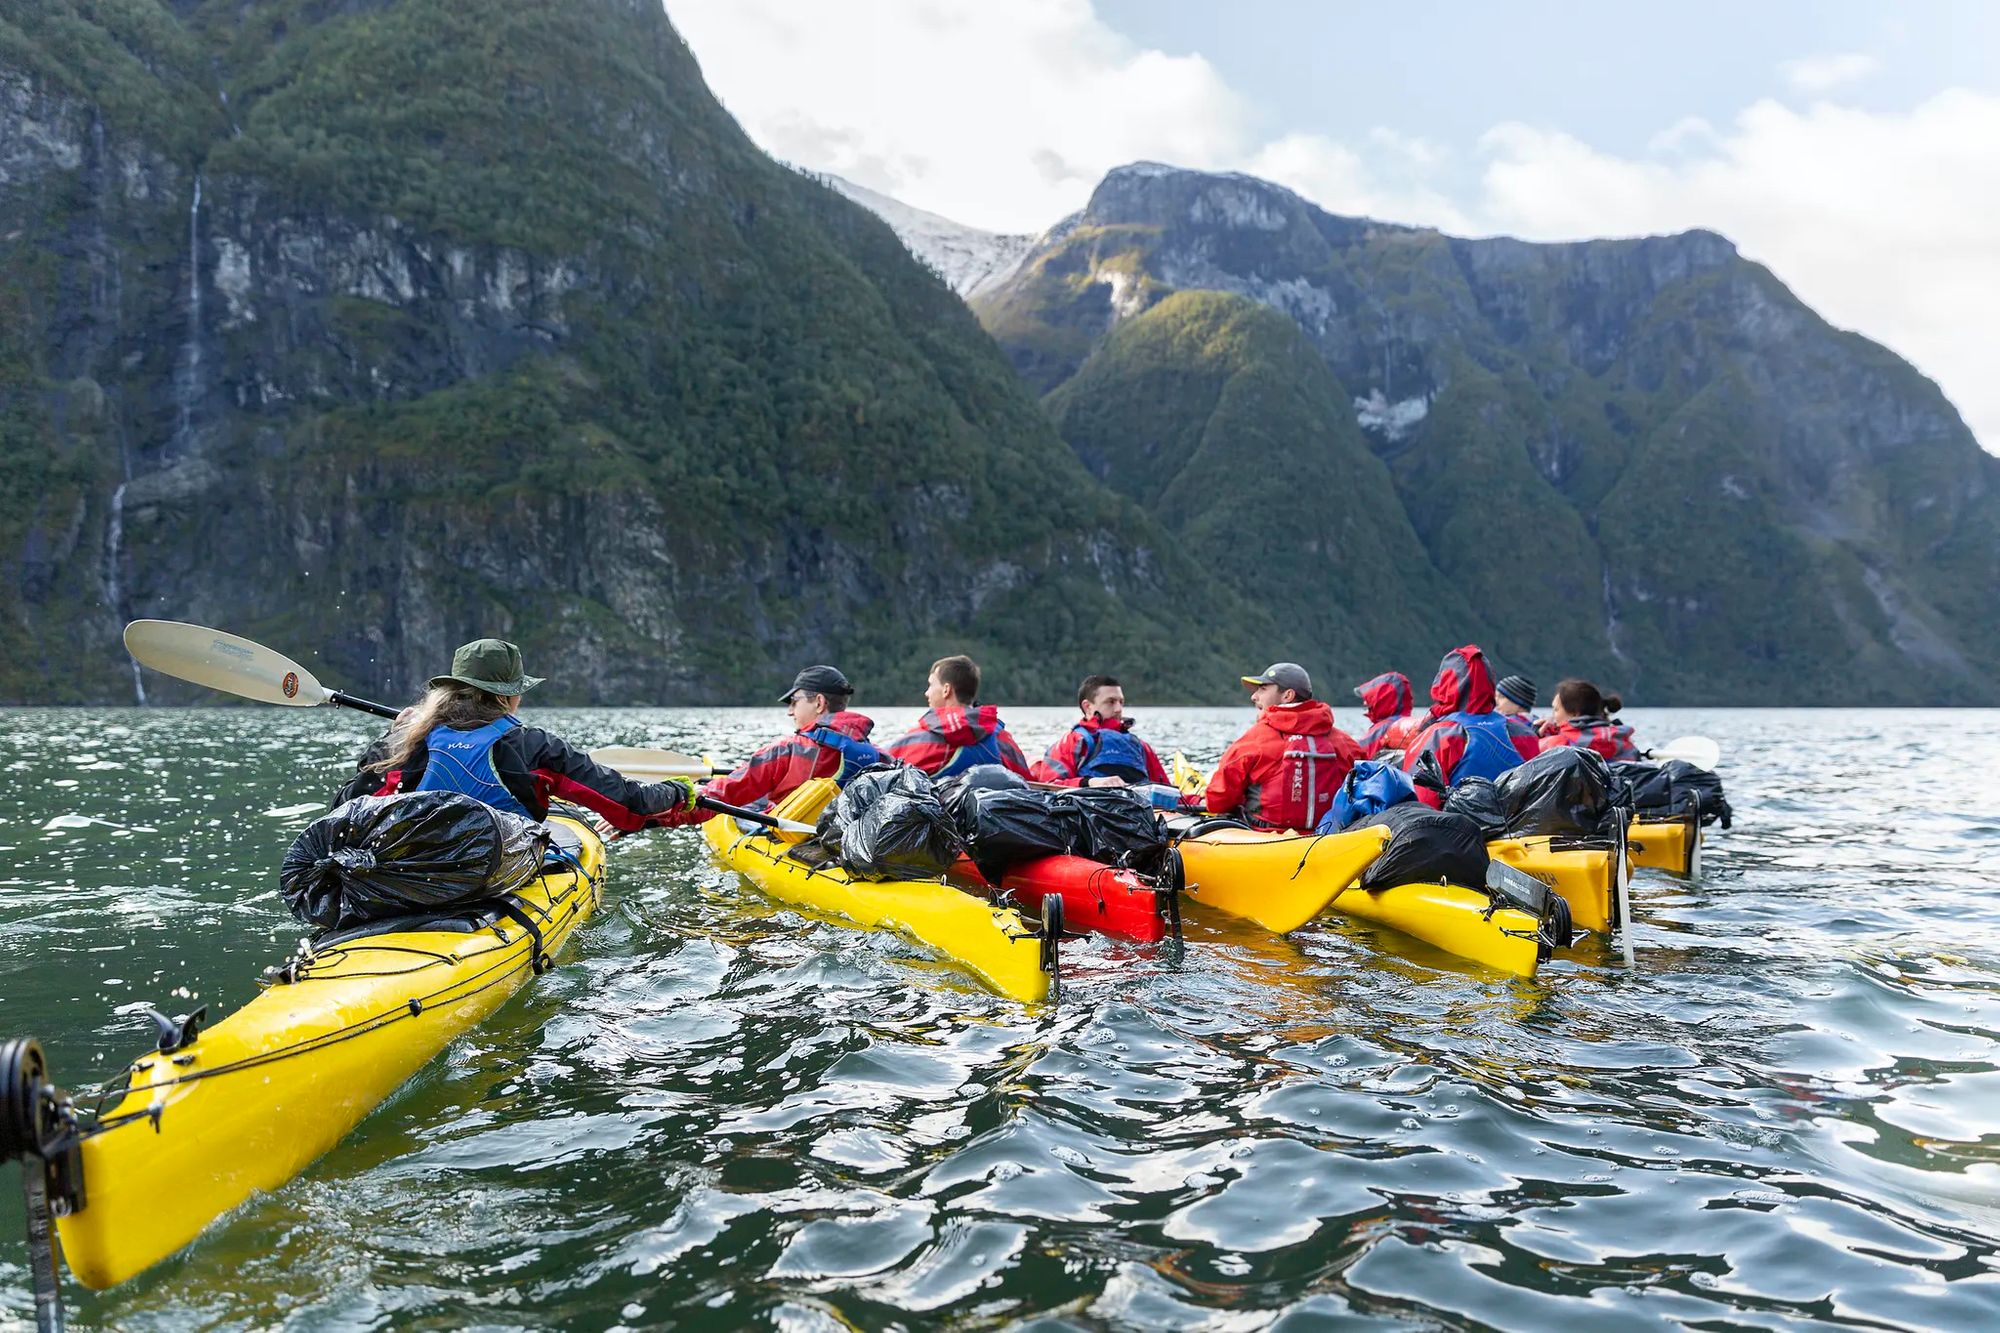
[1031, 716, 1172, 787]
[1354, 671, 1414, 758]
[1541, 716, 1640, 762]
[705, 711, 879, 810]
[884, 705, 1032, 778]
[1402, 645, 1541, 807]
[1204, 699, 1362, 832]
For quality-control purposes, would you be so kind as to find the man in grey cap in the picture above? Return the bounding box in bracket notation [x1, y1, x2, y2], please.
[704, 664, 884, 809]
[1194, 661, 1362, 831]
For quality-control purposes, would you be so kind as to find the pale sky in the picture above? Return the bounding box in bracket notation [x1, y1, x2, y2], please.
[667, 1, 2000, 453]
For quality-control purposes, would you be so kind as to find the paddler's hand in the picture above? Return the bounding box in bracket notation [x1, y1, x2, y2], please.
[649, 776, 714, 827]
[1086, 775, 1127, 788]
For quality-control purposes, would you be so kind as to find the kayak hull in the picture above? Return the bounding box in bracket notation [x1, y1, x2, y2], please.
[1629, 816, 1698, 876]
[1175, 825, 1543, 977]
[703, 780, 1052, 1004]
[57, 814, 605, 1290]
[1488, 836, 1616, 934]
[953, 854, 1169, 943]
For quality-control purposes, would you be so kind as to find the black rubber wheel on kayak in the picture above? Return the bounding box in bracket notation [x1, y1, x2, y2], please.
[1160, 848, 1185, 942]
[1, 1037, 49, 1160]
[1039, 895, 1063, 1001]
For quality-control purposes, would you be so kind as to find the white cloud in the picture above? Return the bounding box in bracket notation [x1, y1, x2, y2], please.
[1779, 52, 1880, 95]
[1475, 90, 2000, 450]
[666, 0, 1251, 233]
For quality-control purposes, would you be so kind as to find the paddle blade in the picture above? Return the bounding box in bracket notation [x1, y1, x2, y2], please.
[589, 746, 727, 778]
[1652, 735, 1721, 770]
[124, 620, 331, 708]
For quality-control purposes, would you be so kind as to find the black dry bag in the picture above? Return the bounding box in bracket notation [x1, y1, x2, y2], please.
[280, 791, 549, 930]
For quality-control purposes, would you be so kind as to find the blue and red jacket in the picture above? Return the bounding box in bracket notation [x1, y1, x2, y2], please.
[705, 711, 880, 809]
[1402, 644, 1540, 808]
[336, 716, 701, 830]
[1031, 716, 1172, 786]
[1353, 671, 1414, 758]
[884, 705, 1032, 779]
[1541, 716, 1640, 762]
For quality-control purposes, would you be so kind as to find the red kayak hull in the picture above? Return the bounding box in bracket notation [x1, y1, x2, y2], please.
[953, 854, 1168, 943]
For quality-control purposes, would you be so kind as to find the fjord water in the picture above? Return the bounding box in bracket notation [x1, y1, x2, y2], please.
[2, 707, 1997, 1329]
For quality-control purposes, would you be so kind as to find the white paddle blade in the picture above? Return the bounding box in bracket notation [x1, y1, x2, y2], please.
[1653, 735, 1721, 770]
[123, 620, 331, 708]
[588, 746, 719, 779]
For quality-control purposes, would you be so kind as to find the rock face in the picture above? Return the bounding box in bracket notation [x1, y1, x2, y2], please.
[0, 3, 1267, 705]
[977, 163, 2000, 703]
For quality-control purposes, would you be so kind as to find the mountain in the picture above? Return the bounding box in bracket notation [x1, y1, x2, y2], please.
[975, 163, 2000, 704]
[825, 175, 1032, 300]
[1046, 290, 1488, 683]
[0, 2, 1270, 707]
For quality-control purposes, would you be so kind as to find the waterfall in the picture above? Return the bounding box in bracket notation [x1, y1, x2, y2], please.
[171, 173, 203, 454]
[104, 482, 146, 706]
[1602, 566, 1631, 668]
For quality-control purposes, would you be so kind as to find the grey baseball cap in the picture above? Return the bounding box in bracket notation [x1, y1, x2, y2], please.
[1240, 662, 1312, 696]
[780, 664, 852, 702]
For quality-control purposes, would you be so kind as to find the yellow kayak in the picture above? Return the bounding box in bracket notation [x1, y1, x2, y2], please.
[1488, 835, 1618, 934]
[1174, 823, 1546, 978]
[1630, 816, 1699, 876]
[43, 812, 605, 1290]
[702, 779, 1054, 1004]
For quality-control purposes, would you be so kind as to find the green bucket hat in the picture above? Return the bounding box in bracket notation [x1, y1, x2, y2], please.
[430, 638, 544, 695]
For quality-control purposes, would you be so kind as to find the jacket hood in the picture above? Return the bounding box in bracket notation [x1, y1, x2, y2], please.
[1354, 672, 1413, 723]
[923, 705, 1002, 745]
[822, 710, 874, 741]
[1260, 699, 1335, 736]
[1428, 644, 1495, 718]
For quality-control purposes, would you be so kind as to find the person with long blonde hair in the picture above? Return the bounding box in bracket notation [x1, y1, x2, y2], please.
[333, 638, 707, 831]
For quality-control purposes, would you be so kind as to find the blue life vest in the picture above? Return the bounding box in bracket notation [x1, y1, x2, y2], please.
[1441, 711, 1525, 786]
[414, 715, 533, 818]
[936, 727, 1005, 779]
[804, 725, 883, 786]
[1071, 723, 1152, 783]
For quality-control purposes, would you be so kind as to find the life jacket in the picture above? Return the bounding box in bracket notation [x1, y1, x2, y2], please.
[1264, 730, 1350, 831]
[1438, 710, 1527, 785]
[804, 711, 883, 786]
[1544, 716, 1640, 762]
[936, 721, 1006, 778]
[413, 715, 533, 818]
[1069, 722, 1153, 783]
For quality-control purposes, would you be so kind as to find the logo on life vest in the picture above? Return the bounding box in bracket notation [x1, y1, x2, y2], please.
[282, 671, 299, 698]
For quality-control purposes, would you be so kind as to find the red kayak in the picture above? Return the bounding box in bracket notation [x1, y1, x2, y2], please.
[952, 854, 1172, 943]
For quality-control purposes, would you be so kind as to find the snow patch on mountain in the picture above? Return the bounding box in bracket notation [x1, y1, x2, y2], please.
[826, 175, 1033, 300]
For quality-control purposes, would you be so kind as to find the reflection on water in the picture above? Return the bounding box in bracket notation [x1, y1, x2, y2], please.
[2, 706, 1998, 1327]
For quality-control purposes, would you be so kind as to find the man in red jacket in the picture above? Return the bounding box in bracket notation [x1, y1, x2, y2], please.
[704, 665, 883, 810]
[1201, 662, 1361, 832]
[1032, 674, 1174, 788]
[883, 655, 1033, 779]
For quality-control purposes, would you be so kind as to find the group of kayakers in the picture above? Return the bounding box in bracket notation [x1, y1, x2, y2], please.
[336, 637, 1640, 840]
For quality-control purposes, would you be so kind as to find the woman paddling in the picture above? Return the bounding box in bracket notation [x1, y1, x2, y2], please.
[1538, 678, 1640, 761]
[333, 638, 709, 830]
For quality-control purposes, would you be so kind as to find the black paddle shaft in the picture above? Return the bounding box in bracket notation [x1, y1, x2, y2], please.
[327, 690, 400, 720]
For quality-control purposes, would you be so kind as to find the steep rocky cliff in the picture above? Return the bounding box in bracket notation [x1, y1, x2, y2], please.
[0, 3, 1267, 705]
[976, 163, 2000, 703]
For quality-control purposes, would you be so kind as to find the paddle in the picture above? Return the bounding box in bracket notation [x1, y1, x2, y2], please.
[1649, 735, 1721, 770]
[123, 620, 808, 834]
[587, 746, 728, 778]
[125, 619, 400, 719]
